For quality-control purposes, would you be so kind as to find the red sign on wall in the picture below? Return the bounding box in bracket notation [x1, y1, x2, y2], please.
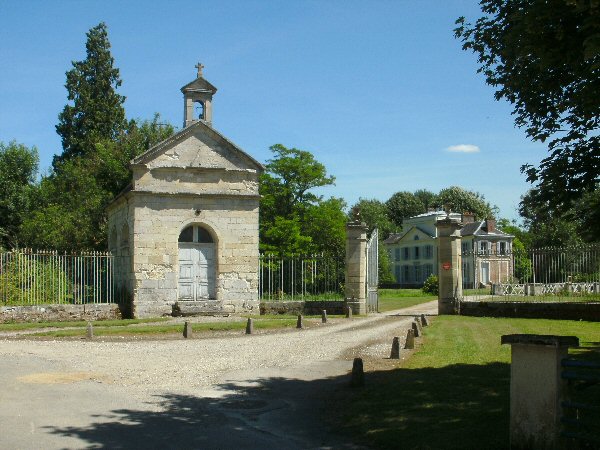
[442, 262, 452, 270]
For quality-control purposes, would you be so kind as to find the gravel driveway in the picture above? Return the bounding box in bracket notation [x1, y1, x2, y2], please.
[0, 301, 437, 450]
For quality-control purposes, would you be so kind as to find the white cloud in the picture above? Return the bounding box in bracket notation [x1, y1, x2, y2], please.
[445, 144, 481, 153]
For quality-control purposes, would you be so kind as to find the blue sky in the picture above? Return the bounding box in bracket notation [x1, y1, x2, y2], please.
[0, 0, 548, 222]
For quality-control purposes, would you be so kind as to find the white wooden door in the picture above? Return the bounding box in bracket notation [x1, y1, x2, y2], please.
[178, 244, 216, 300]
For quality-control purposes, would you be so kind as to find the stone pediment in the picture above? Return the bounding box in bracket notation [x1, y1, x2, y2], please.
[180, 76, 217, 94]
[132, 121, 264, 172]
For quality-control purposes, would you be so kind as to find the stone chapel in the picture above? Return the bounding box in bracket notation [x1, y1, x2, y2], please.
[107, 65, 264, 318]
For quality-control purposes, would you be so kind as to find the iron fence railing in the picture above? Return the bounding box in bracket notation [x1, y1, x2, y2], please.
[462, 244, 600, 301]
[0, 249, 125, 306]
[259, 253, 344, 301]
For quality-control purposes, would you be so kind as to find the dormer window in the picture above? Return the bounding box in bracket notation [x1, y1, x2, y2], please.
[413, 235, 419, 240]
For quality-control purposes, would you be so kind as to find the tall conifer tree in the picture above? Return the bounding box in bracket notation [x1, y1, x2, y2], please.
[55, 22, 126, 167]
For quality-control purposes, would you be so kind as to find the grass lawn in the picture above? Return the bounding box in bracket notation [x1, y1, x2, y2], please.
[378, 289, 436, 312]
[0, 317, 170, 331]
[17, 315, 342, 338]
[336, 315, 600, 449]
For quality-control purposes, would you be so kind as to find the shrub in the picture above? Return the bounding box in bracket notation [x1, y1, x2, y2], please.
[422, 274, 439, 296]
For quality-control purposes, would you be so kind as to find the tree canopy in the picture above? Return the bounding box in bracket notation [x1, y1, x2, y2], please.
[259, 144, 345, 256]
[455, 1, 600, 211]
[382, 186, 495, 229]
[0, 141, 39, 249]
[55, 22, 127, 167]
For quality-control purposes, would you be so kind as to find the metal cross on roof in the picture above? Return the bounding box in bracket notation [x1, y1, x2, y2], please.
[195, 62, 204, 78]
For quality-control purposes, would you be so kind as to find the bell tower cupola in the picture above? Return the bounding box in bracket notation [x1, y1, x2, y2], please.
[181, 62, 218, 128]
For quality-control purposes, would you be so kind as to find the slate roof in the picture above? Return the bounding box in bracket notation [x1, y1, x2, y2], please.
[382, 226, 434, 244]
[461, 220, 513, 238]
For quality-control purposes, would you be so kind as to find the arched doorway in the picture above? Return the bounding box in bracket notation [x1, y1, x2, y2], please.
[178, 224, 216, 300]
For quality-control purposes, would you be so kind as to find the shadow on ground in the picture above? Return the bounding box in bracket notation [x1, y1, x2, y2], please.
[43, 362, 511, 450]
[335, 361, 511, 450]
[44, 374, 358, 450]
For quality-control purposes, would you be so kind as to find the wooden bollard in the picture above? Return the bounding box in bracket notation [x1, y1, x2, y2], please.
[296, 314, 304, 329]
[390, 337, 400, 359]
[412, 321, 421, 338]
[346, 306, 353, 319]
[421, 314, 429, 327]
[86, 322, 93, 339]
[321, 310, 327, 323]
[405, 328, 415, 349]
[350, 357, 365, 387]
[183, 321, 192, 338]
[245, 318, 253, 335]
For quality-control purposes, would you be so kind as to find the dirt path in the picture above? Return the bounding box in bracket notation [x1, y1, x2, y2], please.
[0, 301, 437, 449]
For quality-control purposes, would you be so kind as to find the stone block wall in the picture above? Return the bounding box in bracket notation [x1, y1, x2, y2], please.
[129, 193, 260, 318]
[0, 304, 122, 323]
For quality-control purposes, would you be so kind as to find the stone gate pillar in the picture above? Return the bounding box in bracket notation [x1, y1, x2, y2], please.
[435, 216, 463, 315]
[345, 221, 368, 314]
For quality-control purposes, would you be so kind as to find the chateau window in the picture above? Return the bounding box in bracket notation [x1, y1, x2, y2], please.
[403, 265, 411, 282]
[414, 246, 420, 259]
[499, 241, 508, 255]
[403, 247, 410, 260]
[425, 245, 433, 259]
[394, 248, 400, 261]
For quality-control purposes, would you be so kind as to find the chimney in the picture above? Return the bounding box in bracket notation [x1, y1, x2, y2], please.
[461, 212, 475, 224]
[486, 218, 496, 233]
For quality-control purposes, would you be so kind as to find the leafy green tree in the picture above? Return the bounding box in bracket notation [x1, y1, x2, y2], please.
[20, 159, 111, 251]
[0, 141, 39, 248]
[385, 191, 425, 227]
[434, 186, 496, 219]
[377, 241, 394, 284]
[413, 189, 438, 213]
[349, 198, 397, 239]
[94, 114, 175, 196]
[519, 189, 584, 248]
[259, 144, 344, 256]
[21, 117, 174, 251]
[497, 218, 532, 249]
[348, 198, 396, 282]
[55, 22, 126, 167]
[455, 1, 600, 212]
[303, 198, 347, 257]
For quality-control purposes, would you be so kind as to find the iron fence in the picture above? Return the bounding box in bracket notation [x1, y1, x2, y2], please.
[0, 249, 125, 306]
[259, 253, 344, 301]
[462, 244, 600, 302]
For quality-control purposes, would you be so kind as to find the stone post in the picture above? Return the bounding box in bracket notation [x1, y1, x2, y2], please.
[435, 216, 463, 315]
[501, 334, 579, 450]
[345, 221, 368, 315]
